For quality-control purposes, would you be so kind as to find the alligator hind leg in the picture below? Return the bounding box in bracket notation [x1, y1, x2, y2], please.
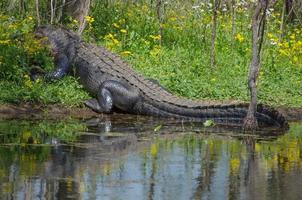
[84, 80, 140, 113]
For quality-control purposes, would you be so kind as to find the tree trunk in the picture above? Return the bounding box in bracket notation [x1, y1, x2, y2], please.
[56, 0, 66, 23]
[210, 0, 220, 68]
[35, 0, 41, 25]
[64, 0, 91, 34]
[243, 0, 268, 130]
[280, 0, 286, 40]
[156, 0, 163, 45]
[8, 0, 18, 11]
[19, 0, 25, 16]
[50, 0, 54, 24]
[285, 0, 294, 22]
[231, 0, 236, 51]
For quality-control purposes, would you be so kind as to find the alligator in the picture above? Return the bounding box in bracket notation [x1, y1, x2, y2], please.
[34, 25, 288, 129]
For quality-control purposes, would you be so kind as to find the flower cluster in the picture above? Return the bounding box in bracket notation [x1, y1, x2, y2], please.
[85, 16, 95, 24]
[149, 34, 161, 40]
[104, 33, 120, 50]
[234, 33, 245, 43]
[267, 29, 302, 65]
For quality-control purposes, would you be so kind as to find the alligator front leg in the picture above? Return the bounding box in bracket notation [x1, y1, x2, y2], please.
[84, 80, 140, 113]
[45, 54, 70, 81]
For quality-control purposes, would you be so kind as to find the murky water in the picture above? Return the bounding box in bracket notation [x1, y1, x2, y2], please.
[0, 114, 301, 200]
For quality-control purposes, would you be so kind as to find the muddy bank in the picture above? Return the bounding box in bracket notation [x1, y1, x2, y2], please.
[0, 104, 100, 120]
[0, 103, 301, 121]
[277, 107, 302, 121]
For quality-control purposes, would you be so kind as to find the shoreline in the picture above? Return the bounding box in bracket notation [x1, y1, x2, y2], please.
[0, 103, 301, 121]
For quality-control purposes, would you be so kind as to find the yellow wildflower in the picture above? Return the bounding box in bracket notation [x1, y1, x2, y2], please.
[127, 11, 133, 17]
[289, 35, 295, 40]
[150, 45, 161, 57]
[142, 5, 148, 12]
[267, 33, 273, 38]
[119, 19, 126, 24]
[277, 42, 283, 47]
[143, 39, 150, 45]
[283, 42, 289, 48]
[35, 78, 41, 84]
[8, 24, 16, 29]
[112, 38, 120, 45]
[278, 49, 289, 56]
[237, 8, 243, 13]
[160, 23, 166, 28]
[149, 34, 161, 40]
[0, 40, 10, 44]
[28, 16, 33, 20]
[120, 51, 132, 56]
[104, 33, 114, 40]
[0, 15, 7, 20]
[120, 29, 127, 34]
[85, 16, 95, 23]
[104, 33, 120, 50]
[294, 28, 300, 34]
[234, 33, 244, 43]
[113, 23, 120, 28]
[169, 17, 177, 22]
[293, 56, 298, 62]
[24, 75, 33, 88]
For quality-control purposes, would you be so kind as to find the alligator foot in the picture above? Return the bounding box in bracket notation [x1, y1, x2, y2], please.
[29, 66, 46, 81]
[84, 99, 108, 113]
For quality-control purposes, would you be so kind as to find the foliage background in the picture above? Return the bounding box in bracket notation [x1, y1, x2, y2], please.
[0, 0, 301, 106]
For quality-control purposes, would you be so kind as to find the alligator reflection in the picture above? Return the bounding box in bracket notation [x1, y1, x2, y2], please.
[0, 116, 301, 200]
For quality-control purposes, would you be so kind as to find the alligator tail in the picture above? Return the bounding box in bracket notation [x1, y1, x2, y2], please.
[203, 103, 288, 129]
[255, 104, 289, 129]
[141, 101, 289, 129]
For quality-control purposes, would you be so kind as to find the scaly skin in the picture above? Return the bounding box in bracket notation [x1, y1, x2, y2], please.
[35, 25, 288, 129]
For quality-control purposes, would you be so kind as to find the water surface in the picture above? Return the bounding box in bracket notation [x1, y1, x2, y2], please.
[0, 115, 301, 200]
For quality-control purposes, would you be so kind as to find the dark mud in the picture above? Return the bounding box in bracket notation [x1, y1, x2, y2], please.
[0, 103, 99, 120]
[0, 103, 301, 121]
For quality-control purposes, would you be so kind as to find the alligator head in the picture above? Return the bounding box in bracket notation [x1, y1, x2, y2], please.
[34, 25, 80, 56]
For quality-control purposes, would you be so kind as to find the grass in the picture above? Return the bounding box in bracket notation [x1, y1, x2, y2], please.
[0, 77, 89, 106]
[124, 44, 302, 107]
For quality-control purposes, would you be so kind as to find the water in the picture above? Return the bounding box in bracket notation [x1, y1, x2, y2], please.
[0, 114, 301, 200]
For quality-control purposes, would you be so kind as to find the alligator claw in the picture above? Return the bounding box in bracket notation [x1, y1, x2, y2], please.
[84, 99, 104, 113]
[29, 66, 46, 81]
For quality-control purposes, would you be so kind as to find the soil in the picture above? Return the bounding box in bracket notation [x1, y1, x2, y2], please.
[0, 104, 100, 120]
[0, 103, 301, 121]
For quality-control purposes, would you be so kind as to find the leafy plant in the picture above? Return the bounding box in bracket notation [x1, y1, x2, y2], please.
[0, 1, 301, 107]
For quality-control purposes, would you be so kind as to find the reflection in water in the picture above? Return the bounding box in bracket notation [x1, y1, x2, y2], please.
[0, 116, 301, 200]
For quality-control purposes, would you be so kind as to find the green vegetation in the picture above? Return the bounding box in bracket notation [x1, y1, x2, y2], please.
[0, 15, 89, 106]
[0, 1, 301, 107]
[0, 119, 87, 143]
